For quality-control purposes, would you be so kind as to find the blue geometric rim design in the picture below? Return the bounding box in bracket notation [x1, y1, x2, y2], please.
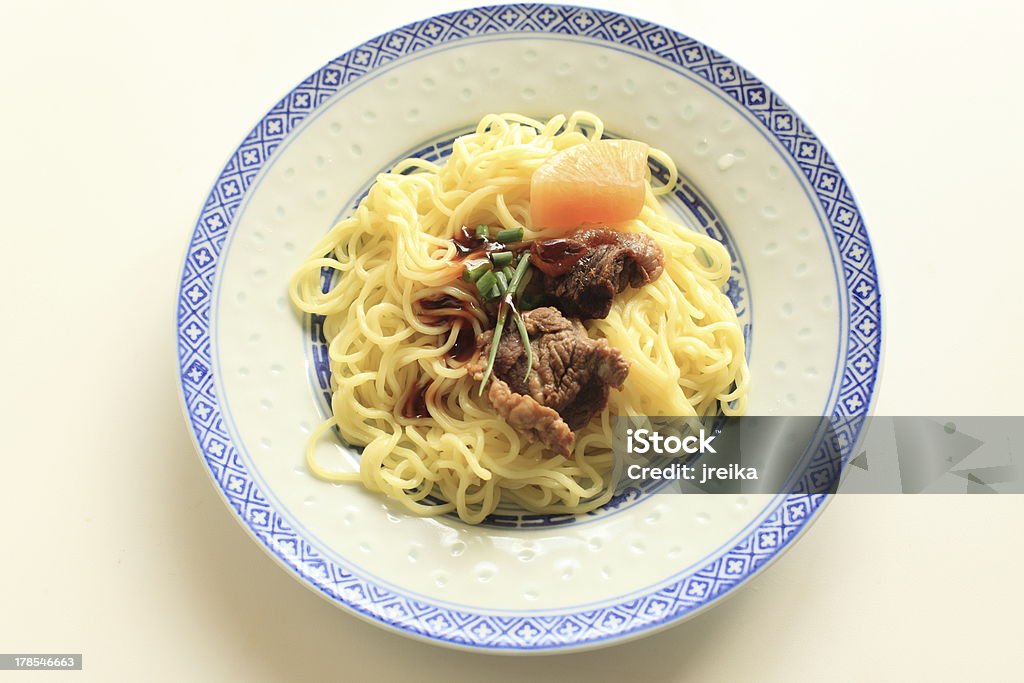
[175, 3, 882, 652]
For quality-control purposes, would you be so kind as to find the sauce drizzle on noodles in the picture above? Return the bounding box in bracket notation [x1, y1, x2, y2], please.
[288, 111, 750, 524]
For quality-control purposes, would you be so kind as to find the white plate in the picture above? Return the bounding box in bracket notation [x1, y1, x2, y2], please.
[175, 4, 882, 653]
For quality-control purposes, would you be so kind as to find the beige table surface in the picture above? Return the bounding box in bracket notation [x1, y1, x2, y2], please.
[2, 1, 1022, 680]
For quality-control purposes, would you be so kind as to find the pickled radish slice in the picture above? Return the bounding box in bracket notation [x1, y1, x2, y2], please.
[530, 139, 649, 230]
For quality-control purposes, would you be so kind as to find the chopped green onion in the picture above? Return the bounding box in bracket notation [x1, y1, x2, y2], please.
[475, 269, 497, 296]
[495, 227, 524, 243]
[501, 266, 515, 283]
[509, 253, 532, 293]
[478, 253, 534, 395]
[462, 261, 490, 283]
[476, 224, 490, 239]
[479, 307, 508, 394]
[517, 264, 533, 291]
[507, 255, 535, 380]
[511, 309, 533, 381]
[494, 270, 509, 294]
[482, 284, 502, 301]
[490, 250, 514, 268]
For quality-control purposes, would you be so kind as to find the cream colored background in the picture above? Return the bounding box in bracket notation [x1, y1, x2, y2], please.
[1, 1, 1022, 681]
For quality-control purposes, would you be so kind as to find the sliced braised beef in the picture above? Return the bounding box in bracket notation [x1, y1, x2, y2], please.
[530, 228, 665, 319]
[468, 307, 630, 456]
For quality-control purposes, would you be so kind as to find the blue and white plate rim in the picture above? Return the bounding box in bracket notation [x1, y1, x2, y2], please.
[174, 3, 883, 653]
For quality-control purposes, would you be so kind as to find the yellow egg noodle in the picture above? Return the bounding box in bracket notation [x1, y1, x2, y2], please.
[288, 111, 749, 524]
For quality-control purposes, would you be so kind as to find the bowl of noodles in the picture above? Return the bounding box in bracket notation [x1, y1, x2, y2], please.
[175, 4, 880, 652]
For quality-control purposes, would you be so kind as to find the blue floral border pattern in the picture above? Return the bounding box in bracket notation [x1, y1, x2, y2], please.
[176, 4, 881, 651]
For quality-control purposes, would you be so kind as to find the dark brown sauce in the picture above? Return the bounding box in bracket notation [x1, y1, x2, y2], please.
[402, 383, 431, 419]
[414, 294, 482, 362]
[452, 226, 483, 257]
[451, 325, 476, 362]
[418, 294, 466, 312]
[530, 238, 587, 277]
[451, 226, 508, 260]
[529, 228, 618, 277]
